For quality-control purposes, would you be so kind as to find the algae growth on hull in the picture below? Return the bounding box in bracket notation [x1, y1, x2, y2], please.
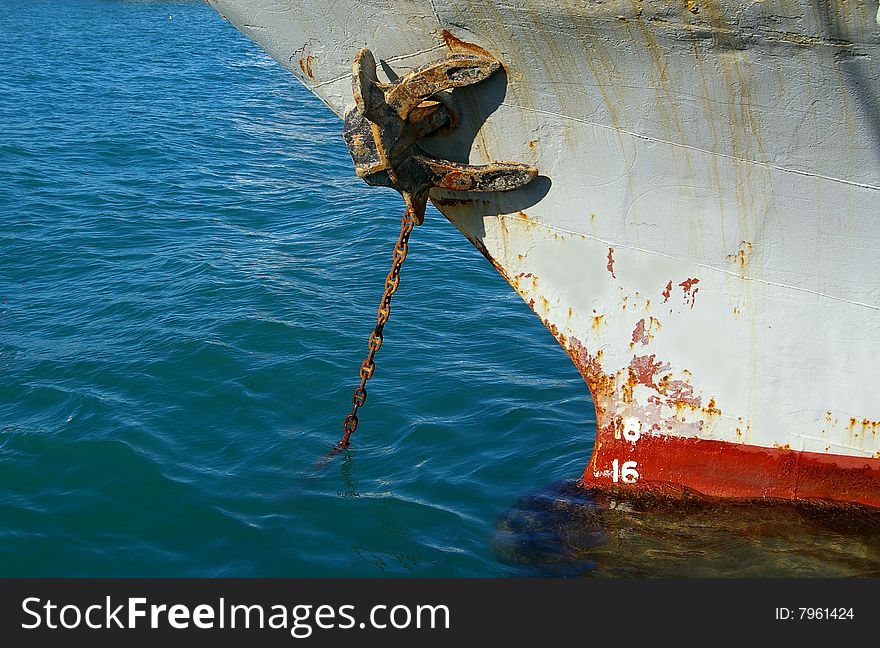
[495, 482, 880, 577]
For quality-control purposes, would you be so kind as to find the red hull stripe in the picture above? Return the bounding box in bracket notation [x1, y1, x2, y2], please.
[579, 432, 880, 508]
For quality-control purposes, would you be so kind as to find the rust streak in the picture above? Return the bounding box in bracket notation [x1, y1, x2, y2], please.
[299, 53, 316, 80]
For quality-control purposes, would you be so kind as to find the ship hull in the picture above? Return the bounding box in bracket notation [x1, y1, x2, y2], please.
[207, 0, 880, 506]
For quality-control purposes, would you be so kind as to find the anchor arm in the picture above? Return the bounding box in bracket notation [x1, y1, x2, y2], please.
[343, 32, 538, 224]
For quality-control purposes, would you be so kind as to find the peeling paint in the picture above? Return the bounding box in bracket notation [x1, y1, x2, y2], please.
[630, 316, 661, 347]
[679, 277, 700, 307]
[661, 281, 672, 303]
[631, 318, 648, 346]
[565, 333, 880, 505]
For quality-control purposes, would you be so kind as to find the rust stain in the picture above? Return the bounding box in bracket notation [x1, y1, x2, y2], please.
[511, 271, 536, 293]
[631, 318, 648, 346]
[706, 398, 721, 416]
[734, 417, 752, 442]
[846, 416, 880, 442]
[606, 247, 616, 279]
[679, 277, 700, 308]
[662, 280, 672, 303]
[539, 295, 551, 313]
[630, 354, 665, 390]
[592, 312, 605, 334]
[621, 375, 634, 405]
[561, 335, 726, 466]
[650, 315, 661, 332]
[568, 339, 617, 405]
[298, 53, 316, 80]
[726, 241, 753, 276]
[537, 316, 568, 349]
[657, 373, 701, 408]
[440, 29, 495, 60]
[630, 316, 661, 348]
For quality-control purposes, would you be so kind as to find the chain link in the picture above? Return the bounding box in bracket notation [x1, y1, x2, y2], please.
[333, 207, 416, 451]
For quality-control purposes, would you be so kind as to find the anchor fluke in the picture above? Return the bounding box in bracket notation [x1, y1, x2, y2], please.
[342, 32, 537, 223]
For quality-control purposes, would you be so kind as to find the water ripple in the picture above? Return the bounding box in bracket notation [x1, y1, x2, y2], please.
[2, 0, 873, 578]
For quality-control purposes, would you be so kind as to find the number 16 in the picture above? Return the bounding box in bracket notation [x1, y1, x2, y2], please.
[612, 459, 639, 484]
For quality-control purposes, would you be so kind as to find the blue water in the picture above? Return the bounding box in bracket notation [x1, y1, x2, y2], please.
[0, 0, 592, 577]
[4, 0, 879, 578]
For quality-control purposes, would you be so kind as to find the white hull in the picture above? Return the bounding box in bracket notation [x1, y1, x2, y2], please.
[208, 0, 880, 505]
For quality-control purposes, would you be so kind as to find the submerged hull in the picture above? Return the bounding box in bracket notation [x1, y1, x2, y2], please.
[207, 0, 880, 506]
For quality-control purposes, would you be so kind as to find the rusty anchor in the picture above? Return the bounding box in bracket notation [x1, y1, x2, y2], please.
[324, 33, 538, 462]
[342, 31, 538, 223]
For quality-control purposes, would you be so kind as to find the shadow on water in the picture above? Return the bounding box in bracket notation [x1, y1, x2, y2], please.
[494, 481, 880, 577]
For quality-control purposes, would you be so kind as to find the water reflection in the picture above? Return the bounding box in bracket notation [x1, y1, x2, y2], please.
[494, 481, 880, 577]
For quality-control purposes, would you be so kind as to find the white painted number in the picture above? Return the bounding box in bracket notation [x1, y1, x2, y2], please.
[622, 417, 641, 442]
[611, 459, 640, 484]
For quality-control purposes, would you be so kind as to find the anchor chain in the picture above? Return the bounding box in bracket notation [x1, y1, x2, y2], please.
[335, 206, 416, 452]
[323, 31, 538, 458]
